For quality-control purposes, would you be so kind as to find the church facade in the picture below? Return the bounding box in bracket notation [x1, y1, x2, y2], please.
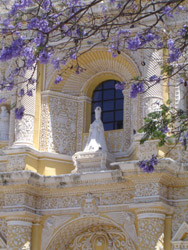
[0, 45, 188, 250]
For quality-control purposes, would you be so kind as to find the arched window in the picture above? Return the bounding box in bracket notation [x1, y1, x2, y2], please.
[91, 80, 124, 131]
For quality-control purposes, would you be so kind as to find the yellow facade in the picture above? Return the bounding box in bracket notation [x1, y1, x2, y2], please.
[0, 47, 188, 250]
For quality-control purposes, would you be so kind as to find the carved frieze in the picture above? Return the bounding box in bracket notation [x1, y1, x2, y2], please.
[7, 155, 26, 172]
[137, 140, 158, 160]
[37, 190, 132, 210]
[46, 96, 77, 155]
[104, 212, 137, 245]
[15, 115, 34, 144]
[172, 205, 188, 237]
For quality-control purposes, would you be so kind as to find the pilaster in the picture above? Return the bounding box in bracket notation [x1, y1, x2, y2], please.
[14, 71, 37, 147]
[122, 88, 133, 150]
[137, 209, 165, 250]
[7, 218, 33, 250]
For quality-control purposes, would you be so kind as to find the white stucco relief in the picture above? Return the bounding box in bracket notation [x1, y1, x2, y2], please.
[0, 106, 9, 141]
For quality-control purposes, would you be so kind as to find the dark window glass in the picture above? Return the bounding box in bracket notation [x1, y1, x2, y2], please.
[91, 80, 124, 131]
[103, 112, 114, 122]
[103, 90, 114, 100]
[103, 101, 114, 111]
[116, 99, 123, 109]
[104, 123, 114, 130]
[93, 91, 102, 101]
[115, 110, 123, 121]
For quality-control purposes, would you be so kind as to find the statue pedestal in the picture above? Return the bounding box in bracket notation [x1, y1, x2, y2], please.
[72, 150, 115, 173]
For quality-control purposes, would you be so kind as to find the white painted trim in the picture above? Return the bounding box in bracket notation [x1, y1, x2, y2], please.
[7, 221, 32, 227]
[137, 213, 165, 220]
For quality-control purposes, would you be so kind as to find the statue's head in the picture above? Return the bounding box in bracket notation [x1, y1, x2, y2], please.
[95, 106, 101, 120]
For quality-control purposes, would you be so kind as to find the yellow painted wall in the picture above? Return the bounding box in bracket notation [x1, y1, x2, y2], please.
[33, 63, 43, 150]
[38, 159, 74, 176]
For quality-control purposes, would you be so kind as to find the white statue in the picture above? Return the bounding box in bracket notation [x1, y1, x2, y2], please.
[0, 106, 9, 141]
[84, 106, 108, 152]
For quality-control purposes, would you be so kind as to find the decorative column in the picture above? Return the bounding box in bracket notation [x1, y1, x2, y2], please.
[14, 71, 37, 147]
[7, 219, 32, 250]
[123, 87, 134, 150]
[137, 211, 165, 250]
[142, 49, 163, 117]
[0, 106, 10, 141]
[76, 96, 91, 152]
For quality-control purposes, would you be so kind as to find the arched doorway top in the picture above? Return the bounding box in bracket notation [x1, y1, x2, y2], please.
[45, 216, 136, 250]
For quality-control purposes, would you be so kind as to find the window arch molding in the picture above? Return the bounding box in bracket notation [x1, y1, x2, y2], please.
[82, 72, 123, 98]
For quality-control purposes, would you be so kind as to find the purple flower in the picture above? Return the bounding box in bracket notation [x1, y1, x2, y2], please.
[70, 53, 77, 60]
[118, 29, 131, 37]
[163, 6, 173, 18]
[52, 58, 60, 70]
[19, 88, 25, 97]
[139, 154, 158, 173]
[15, 106, 25, 120]
[9, 0, 33, 15]
[42, 0, 51, 11]
[39, 50, 51, 64]
[115, 82, 125, 90]
[167, 39, 175, 49]
[27, 90, 33, 96]
[128, 35, 141, 50]
[54, 76, 63, 84]
[0, 98, 6, 104]
[157, 42, 163, 48]
[39, 19, 49, 32]
[33, 32, 45, 47]
[168, 48, 181, 63]
[149, 75, 160, 83]
[161, 125, 169, 134]
[27, 18, 39, 30]
[0, 38, 24, 62]
[6, 82, 14, 91]
[179, 78, 184, 84]
[130, 82, 144, 98]
[145, 33, 155, 42]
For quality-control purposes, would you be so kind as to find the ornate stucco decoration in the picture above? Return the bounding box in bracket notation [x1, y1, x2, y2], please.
[104, 212, 138, 246]
[7, 154, 26, 172]
[0, 106, 9, 141]
[171, 221, 188, 250]
[41, 215, 73, 250]
[80, 193, 99, 216]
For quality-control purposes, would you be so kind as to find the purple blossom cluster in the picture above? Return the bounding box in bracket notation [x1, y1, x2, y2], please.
[115, 82, 125, 90]
[127, 32, 158, 50]
[130, 82, 144, 98]
[167, 39, 181, 63]
[10, 0, 33, 15]
[0, 38, 24, 61]
[149, 75, 161, 83]
[54, 76, 63, 84]
[160, 125, 169, 134]
[139, 154, 158, 173]
[15, 106, 25, 120]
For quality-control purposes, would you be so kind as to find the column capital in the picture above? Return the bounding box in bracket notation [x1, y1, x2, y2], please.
[135, 205, 174, 217]
[137, 212, 165, 220]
